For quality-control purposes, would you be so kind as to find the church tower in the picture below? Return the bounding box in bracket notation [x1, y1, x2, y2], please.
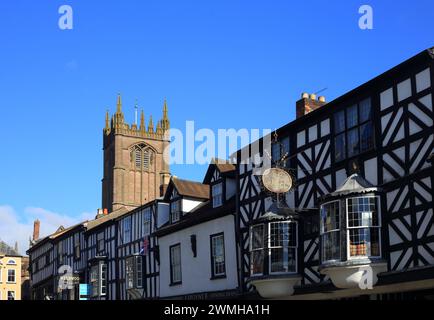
[102, 94, 171, 213]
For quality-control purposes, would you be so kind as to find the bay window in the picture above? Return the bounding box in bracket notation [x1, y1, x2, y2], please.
[320, 201, 341, 262]
[249, 221, 298, 276]
[126, 255, 144, 289]
[90, 261, 107, 298]
[320, 195, 381, 263]
[347, 197, 381, 258]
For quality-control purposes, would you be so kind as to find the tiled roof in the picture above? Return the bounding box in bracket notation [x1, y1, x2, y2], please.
[172, 177, 210, 200]
[86, 207, 130, 231]
[212, 158, 236, 173]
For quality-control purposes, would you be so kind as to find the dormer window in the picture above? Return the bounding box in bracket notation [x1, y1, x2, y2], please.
[171, 200, 181, 223]
[212, 183, 223, 207]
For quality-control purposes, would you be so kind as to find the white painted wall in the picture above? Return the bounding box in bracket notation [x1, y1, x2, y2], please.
[159, 214, 238, 297]
[157, 202, 170, 228]
[182, 199, 203, 213]
[225, 178, 236, 200]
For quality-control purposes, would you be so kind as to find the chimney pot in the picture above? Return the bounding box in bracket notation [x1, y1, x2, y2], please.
[301, 92, 309, 99]
[103, 208, 108, 215]
[318, 96, 326, 103]
[309, 93, 317, 100]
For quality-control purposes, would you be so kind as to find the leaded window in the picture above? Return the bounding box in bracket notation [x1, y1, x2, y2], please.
[320, 201, 341, 262]
[347, 197, 381, 258]
[334, 98, 374, 161]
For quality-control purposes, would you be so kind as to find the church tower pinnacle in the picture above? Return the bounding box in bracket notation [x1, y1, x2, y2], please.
[102, 94, 171, 213]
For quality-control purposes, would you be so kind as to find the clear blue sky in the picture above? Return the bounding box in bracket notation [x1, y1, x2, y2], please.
[0, 0, 433, 222]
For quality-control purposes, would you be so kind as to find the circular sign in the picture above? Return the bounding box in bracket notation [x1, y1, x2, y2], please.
[262, 168, 293, 194]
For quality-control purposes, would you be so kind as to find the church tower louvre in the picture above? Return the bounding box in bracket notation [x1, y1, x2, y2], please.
[102, 94, 171, 213]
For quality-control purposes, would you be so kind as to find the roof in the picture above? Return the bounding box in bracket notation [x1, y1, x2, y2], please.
[171, 177, 210, 200]
[323, 174, 380, 200]
[213, 159, 236, 173]
[233, 47, 434, 160]
[86, 207, 130, 231]
[0, 241, 21, 257]
[155, 196, 236, 237]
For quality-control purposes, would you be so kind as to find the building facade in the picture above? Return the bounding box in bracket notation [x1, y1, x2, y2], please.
[27, 47, 434, 300]
[0, 242, 22, 300]
[102, 95, 171, 213]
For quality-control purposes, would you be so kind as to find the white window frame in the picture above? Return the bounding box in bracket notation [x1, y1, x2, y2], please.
[212, 183, 223, 208]
[7, 269, 16, 283]
[7, 259, 16, 265]
[135, 256, 143, 288]
[143, 208, 151, 236]
[320, 200, 341, 264]
[171, 200, 181, 223]
[268, 221, 298, 275]
[100, 263, 107, 296]
[346, 196, 382, 260]
[170, 244, 182, 284]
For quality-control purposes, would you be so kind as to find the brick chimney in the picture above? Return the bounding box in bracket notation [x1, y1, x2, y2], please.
[296, 93, 326, 118]
[33, 219, 40, 241]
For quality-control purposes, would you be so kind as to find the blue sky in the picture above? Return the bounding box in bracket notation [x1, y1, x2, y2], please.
[0, 0, 433, 251]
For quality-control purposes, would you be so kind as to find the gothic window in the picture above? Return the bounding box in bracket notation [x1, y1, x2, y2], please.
[131, 144, 154, 171]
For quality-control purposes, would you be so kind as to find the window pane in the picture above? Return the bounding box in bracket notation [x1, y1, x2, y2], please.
[334, 111, 345, 133]
[370, 228, 381, 257]
[250, 251, 264, 275]
[321, 202, 340, 232]
[251, 225, 264, 250]
[347, 197, 379, 227]
[347, 104, 358, 128]
[334, 133, 346, 161]
[270, 222, 296, 247]
[349, 228, 369, 256]
[347, 127, 359, 157]
[359, 98, 372, 123]
[270, 248, 296, 273]
[170, 245, 181, 283]
[321, 232, 340, 261]
[360, 122, 374, 152]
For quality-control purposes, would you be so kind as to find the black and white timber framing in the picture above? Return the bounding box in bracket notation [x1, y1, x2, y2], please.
[27, 47, 434, 300]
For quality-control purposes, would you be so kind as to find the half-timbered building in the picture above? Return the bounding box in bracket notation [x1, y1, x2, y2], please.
[235, 47, 434, 299]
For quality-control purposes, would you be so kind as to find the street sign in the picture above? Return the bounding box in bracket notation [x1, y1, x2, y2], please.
[79, 284, 90, 300]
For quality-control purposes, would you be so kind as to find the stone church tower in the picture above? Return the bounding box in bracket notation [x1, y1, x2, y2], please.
[102, 95, 171, 213]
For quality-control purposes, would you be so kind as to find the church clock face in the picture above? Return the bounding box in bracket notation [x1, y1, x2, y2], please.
[261, 168, 293, 194]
